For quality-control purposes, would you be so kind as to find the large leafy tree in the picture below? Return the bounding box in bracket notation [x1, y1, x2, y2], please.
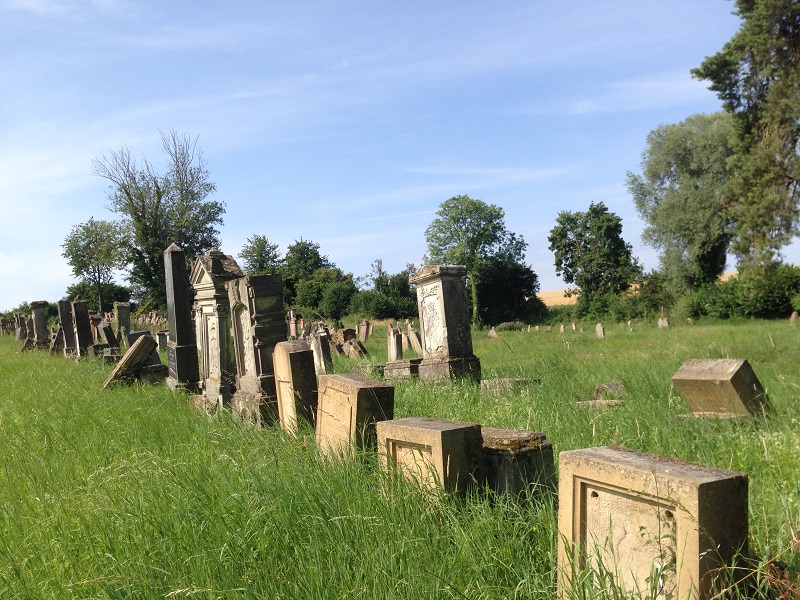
[548, 202, 641, 317]
[239, 234, 282, 276]
[61, 217, 124, 312]
[350, 260, 417, 320]
[692, 0, 800, 270]
[92, 130, 225, 308]
[425, 195, 529, 326]
[626, 112, 734, 293]
[280, 238, 333, 306]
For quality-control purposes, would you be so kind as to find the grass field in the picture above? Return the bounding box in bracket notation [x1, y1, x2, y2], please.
[1, 319, 799, 598]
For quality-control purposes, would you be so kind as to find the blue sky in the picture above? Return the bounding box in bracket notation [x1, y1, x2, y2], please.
[0, 0, 769, 311]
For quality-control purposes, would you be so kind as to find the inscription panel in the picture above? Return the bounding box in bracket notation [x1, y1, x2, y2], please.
[388, 439, 436, 488]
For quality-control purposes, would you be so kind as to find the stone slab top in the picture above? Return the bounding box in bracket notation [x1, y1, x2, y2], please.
[481, 427, 549, 452]
[409, 264, 467, 284]
[321, 373, 393, 389]
[276, 339, 312, 352]
[672, 358, 749, 381]
[379, 417, 480, 432]
[560, 445, 746, 484]
[30, 301, 49, 308]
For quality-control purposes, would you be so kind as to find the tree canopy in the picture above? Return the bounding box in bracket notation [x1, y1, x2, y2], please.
[626, 112, 734, 293]
[239, 235, 282, 276]
[692, 0, 800, 270]
[92, 130, 224, 308]
[61, 217, 124, 312]
[548, 202, 640, 317]
[425, 195, 532, 325]
[280, 238, 333, 306]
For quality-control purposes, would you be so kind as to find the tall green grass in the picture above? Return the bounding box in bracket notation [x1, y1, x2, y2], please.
[0, 319, 798, 598]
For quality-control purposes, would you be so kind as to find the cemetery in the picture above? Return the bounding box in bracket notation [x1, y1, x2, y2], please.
[0, 252, 798, 598]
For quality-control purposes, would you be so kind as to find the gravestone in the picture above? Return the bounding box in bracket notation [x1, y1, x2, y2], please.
[559, 324, 565, 333]
[273, 339, 317, 434]
[315, 374, 394, 457]
[658, 317, 670, 328]
[191, 248, 243, 407]
[387, 326, 402, 362]
[227, 274, 286, 423]
[384, 358, 422, 380]
[71, 300, 93, 357]
[480, 427, 555, 497]
[164, 244, 200, 392]
[671, 358, 767, 418]
[156, 331, 168, 351]
[341, 328, 356, 343]
[376, 417, 482, 495]
[488, 327, 499, 339]
[595, 323, 604, 339]
[310, 332, 333, 375]
[358, 320, 369, 343]
[791, 311, 798, 324]
[409, 265, 480, 382]
[102, 335, 167, 388]
[14, 313, 26, 341]
[288, 309, 298, 338]
[113, 301, 130, 337]
[30, 301, 49, 347]
[96, 321, 118, 348]
[408, 326, 423, 355]
[558, 446, 748, 600]
[57, 300, 76, 356]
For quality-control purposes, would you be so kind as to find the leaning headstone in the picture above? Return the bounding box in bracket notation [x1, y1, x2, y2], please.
[71, 300, 93, 357]
[791, 311, 798, 324]
[341, 328, 356, 343]
[57, 300, 76, 356]
[376, 417, 482, 495]
[409, 265, 480, 382]
[310, 332, 333, 375]
[96, 321, 119, 348]
[408, 327, 423, 355]
[658, 317, 669, 328]
[671, 358, 767, 418]
[191, 247, 243, 406]
[558, 446, 748, 600]
[227, 274, 286, 424]
[274, 339, 317, 434]
[156, 331, 168, 351]
[315, 374, 394, 457]
[102, 335, 159, 389]
[164, 244, 200, 390]
[387, 327, 402, 362]
[30, 301, 50, 347]
[480, 427, 555, 497]
[595, 323, 604, 339]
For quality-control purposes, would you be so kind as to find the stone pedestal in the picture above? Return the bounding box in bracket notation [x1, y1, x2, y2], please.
[227, 274, 286, 424]
[480, 427, 554, 497]
[383, 358, 422, 380]
[672, 358, 767, 418]
[409, 265, 480, 382]
[558, 446, 748, 600]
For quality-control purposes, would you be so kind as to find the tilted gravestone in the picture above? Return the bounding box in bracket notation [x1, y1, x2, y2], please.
[96, 321, 119, 348]
[191, 248, 243, 407]
[671, 358, 767, 417]
[273, 339, 317, 434]
[558, 446, 747, 600]
[409, 265, 480, 382]
[376, 417, 482, 495]
[164, 244, 199, 391]
[310, 332, 333, 376]
[227, 274, 286, 424]
[71, 300, 93, 357]
[57, 300, 76, 356]
[315, 374, 394, 457]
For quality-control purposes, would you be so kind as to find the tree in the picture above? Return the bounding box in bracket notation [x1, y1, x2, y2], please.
[65, 281, 132, 314]
[548, 202, 641, 317]
[92, 130, 225, 308]
[280, 238, 333, 306]
[692, 1, 800, 270]
[425, 195, 529, 326]
[239, 235, 282, 275]
[61, 217, 124, 312]
[626, 112, 734, 293]
[475, 255, 546, 324]
[350, 260, 417, 320]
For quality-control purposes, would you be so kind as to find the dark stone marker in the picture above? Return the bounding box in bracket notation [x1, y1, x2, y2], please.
[164, 243, 199, 390]
[58, 300, 76, 356]
[71, 300, 93, 357]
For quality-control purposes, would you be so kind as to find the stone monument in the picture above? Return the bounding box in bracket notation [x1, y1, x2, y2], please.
[164, 244, 200, 391]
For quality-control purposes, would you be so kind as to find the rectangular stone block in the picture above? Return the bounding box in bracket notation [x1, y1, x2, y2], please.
[316, 374, 394, 457]
[672, 358, 767, 417]
[558, 446, 748, 600]
[480, 427, 555, 497]
[376, 417, 482, 494]
[383, 358, 421, 380]
[274, 339, 318, 434]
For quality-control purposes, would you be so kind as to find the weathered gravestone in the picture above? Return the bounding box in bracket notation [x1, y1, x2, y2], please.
[558, 446, 748, 600]
[671, 358, 767, 418]
[480, 427, 555, 497]
[57, 300, 76, 356]
[658, 317, 670, 328]
[14, 313, 26, 341]
[273, 339, 317, 434]
[191, 248, 243, 407]
[102, 335, 164, 389]
[309, 332, 333, 376]
[315, 374, 394, 457]
[358, 319, 369, 343]
[791, 311, 798, 324]
[595, 323, 604, 339]
[71, 300, 93, 357]
[409, 265, 480, 382]
[227, 274, 286, 423]
[96, 321, 118, 348]
[408, 325, 423, 355]
[384, 358, 422, 380]
[163, 244, 199, 391]
[30, 301, 49, 347]
[387, 326, 402, 362]
[376, 417, 482, 495]
[113, 301, 130, 338]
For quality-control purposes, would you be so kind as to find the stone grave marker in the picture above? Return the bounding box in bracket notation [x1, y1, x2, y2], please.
[558, 446, 748, 600]
[310, 332, 333, 375]
[358, 320, 369, 343]
[384, 358, 422, 380]
[480, 427, 554, 497]
[113, 301, 130, 337]
[409, 265, 480, 382]
[595, 323, 604, 339]
[96, 321, 119, 348]
[57, 300, 76, 356]
[387, 327, 402, 362]
[658, 317, 670, 328]
[791, 311, 798, 324]
[559, 324, 565, 333]
[30, 301, 50, 347]
[102, 335, 159, 389]
[408, 327, 423, 355]
[315, 374, 394, 457]
[671, 358, 767, 418]
[488, 326, 499, 339]
[164, 250, 200, 391]
[71, 300, 93, 357]
[274, 339, 317, 434]
[376, 417, 482, 495]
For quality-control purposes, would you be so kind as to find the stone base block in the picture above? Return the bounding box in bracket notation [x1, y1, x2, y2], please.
[232, 391, 278, 426]
[351, 364, 385, 378]
[383, 358, 422, 380]
[480, 427, 554, 497]
[377, 417, 482, 494]
[418, 356, 481, 383]
[672, 358, 767, 417]
[140, 364, 168, 385]
[558, 446, 748, 600]
[166, 343, 200, 386]
[316, 374, 394, 457]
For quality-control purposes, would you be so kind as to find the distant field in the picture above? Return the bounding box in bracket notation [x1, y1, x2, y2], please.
[0, 317, 797, 598]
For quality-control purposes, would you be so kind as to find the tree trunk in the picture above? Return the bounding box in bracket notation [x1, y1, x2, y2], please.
[470, 274, 480, 327]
